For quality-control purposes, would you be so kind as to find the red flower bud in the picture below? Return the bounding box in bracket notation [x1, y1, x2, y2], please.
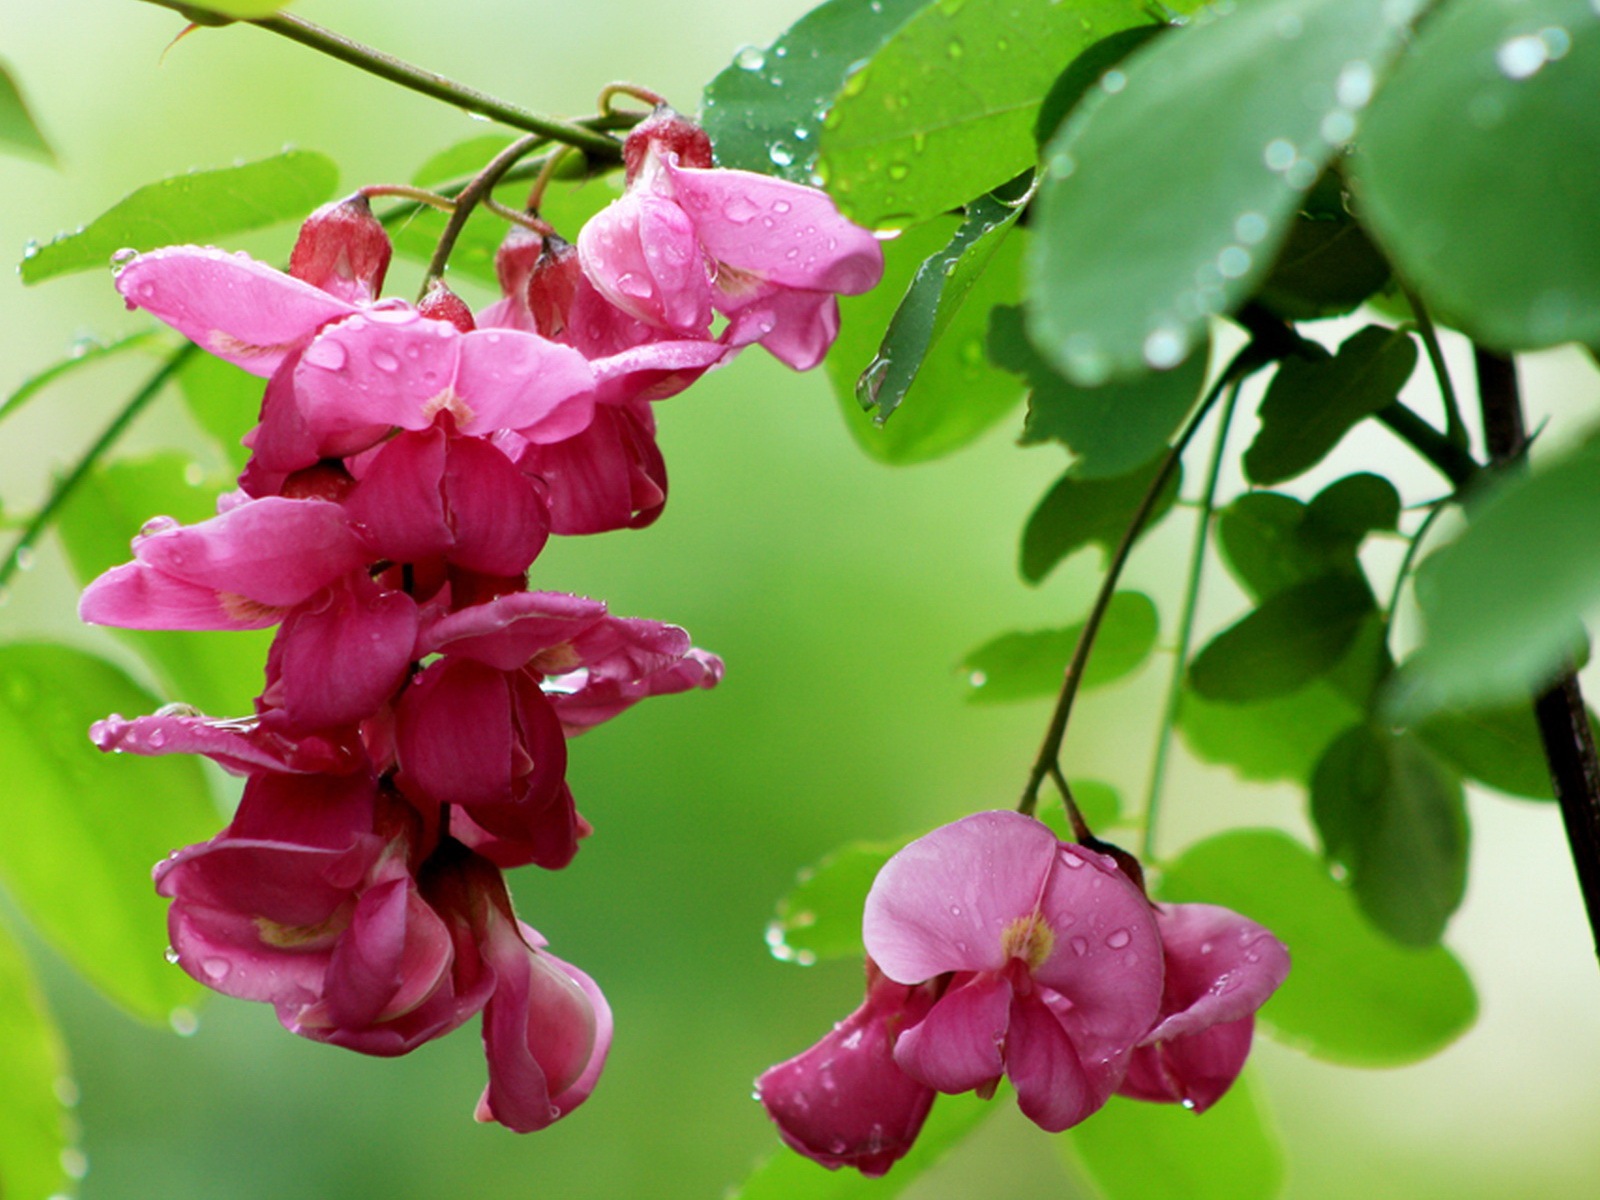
[623, 104, 714, 182]
[289, 194, 392, 304]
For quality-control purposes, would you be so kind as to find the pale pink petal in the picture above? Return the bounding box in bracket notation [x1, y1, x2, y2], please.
[891, 972, 1010, 1095]
[577, 191, 713, 334]
[723, 289, 841, 371]
[418, 591, 609, 670]
[590, 338, 730, 405]
[90, 711, 359, 776]
[1004, 993, 1103, 1132]
[864, 810, 1059, 983]
[546, 647, 723, 735]
[1142, 903, 1290, 1044]
[115, 245, 357, 377]
[78, 560, 273, 630]
[454, 330, 597, 442]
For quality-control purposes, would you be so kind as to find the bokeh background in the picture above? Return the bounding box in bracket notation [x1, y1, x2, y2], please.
[1, 2, 1598, 1197]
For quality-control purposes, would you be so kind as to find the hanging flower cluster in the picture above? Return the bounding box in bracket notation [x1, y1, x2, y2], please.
[757, 811, 1290, 1174]
[79, 107, 884, 1131]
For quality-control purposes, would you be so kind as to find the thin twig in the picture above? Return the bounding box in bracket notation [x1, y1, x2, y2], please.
[1401, 283, 1469, 450]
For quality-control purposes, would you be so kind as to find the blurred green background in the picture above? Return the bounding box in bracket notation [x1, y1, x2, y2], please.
[1, 2, 1598, 1197]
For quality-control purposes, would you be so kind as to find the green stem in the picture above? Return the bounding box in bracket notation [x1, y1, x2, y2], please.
[1141, 377, 1244, 860]
[1375, 402, 1480, 490]
[1402, 283, 1469, 450]
[1382, 497, 1450, 648]
[421, 134, 545, 294]
[0, 344, 198, 593]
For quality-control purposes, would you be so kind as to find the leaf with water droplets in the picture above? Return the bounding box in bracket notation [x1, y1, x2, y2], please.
[1020, 454, 1181, 584]
[825, 215, 1026, 463]
[0, 918, 72, 1200]
[817, 0, 1198, 228]
[21, 149, 337, 284]
[0, 644, 214, 1023]
[1159, 830, 1477, 1065]
[1352, 0, 1600, 349]
[1034, 23, 1168, 151]
[768, 842, 900, 965]
[1062, 1070, 1285, 1200]
[858, 178, 1027, 423]
[1254, 169, 1391, 321]
[701, 0, 930, 185]
[0, 61, 54, 165]
[1028, 0, 1420, 384]
[1311, 724, 1468, 946]
[991, 304, 1209, 479]
[1243, 325, 1417, 486]
[961, 591, 1158, 704]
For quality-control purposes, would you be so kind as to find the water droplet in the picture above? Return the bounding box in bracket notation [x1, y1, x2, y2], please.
[1335, 60, 1375, 109]
[1143, 326, 1186, 369]
[60, 1149, 88, 1181]
[1101, 69, 1127, 95]
[200, 956, 231, 983]
[1106, 928, 1132, 950]
[968, 670, 987, 688]
[1320, 109, 1357, 146]
[772, 199, 793, 216]
[1285, 158, 1318, 189]
[371, 348, 400, 372]
[53, 1077, 81, 1107]
[169, 1006, 200, 1036]
[1061, 334, 1110, 385]
[1200, 941, 1214, 955]
[769, 143, 795, 167]
[1234, 211, 1269, 244]
[793, 126, 810, 141]
[1181, 1097, 1198, 1111]
[22, 240, 39, 260]
[857, 356, 891, 406]
[1263, 138, 1296, 171]
[1496, 33, 1549, 79]
[774, 45, 788, 58]
[736, 45, 766, 71]
[950, 904, 963, 916]
[12, 545, 35, 572]
[110, 247, 138, 267]
[1217, 245, 1252, 279]
[146, 728, 167, 748]
[887, 162, 910, 181]
[303, 338, 347, 371]
[1060, 850, 1085, 869]
[1069, 936, 1090, 957]
[722, 193, 761, 224]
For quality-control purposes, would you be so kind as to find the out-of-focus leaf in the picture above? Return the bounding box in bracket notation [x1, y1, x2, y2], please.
[962, 591, 1158, 704]
[1243, 326, 1417, 485]
[991, 305, 1209, 479]
[826, 218, 1026, 464]
[21, 149, 338, 284]
[1028, 0, 1418, 384]
[1021, 456, 1181, 584]
[701, 0, 930, 183]
[1034, 24, 1167, 149]
[55, 453, 271, 715]
[0, 643, 215, 1023]
[411, 134, 516, 186]
[1414, 703, 1596, 802]
[767, 842, 897, 965]
[730, 1088, 997, 1199]
[860, 182, 1026, 423]
[1188, 573, 1374, 703]
[0, 918, 71, 1200]
[1255, 209, 1391, 322]
[1352, 0, 1600, 349]
[1392, 434, 1600, 716]
[1180, 676, 1363, 785]
[1310, 725, 1468, 946]
[1159, 830, 1477, 1065]
[817, 0, 1193, 228]
[1216, 476, 1397, 601]
[0, 331, 164, 427]
[0, 62, 54, 164]
[175, 349, 259, 473]
[1062, 1071, 1284, 1200]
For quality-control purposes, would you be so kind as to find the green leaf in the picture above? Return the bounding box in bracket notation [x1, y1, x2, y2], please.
[1351, 0, 1600, 349]
[185, 1, 293, 15]
[1393, 435, 1600, 716]
[0, 61, 54, 164]
[1021, 455, 1181, 584]
[1243, 326, 1417, 486]
[410, 134, 517, 186]
[0, 644, 216, 1023]
[0, 331, 164, 428]
[963, 591, 1158, 704]
[21, 149, 338, 284]
[767, 842, 897, 965]
[1188, 573, 1375, 703]
[1310, 725, 1468, 946]
[826, 217, 1027, 464]
[1062, 1071, 1284, 1200]
[859, 182, 1027, 423]
[1027, 0, 1418, 384]
[1179, 675, 1364, 785]
[991, 305, 1209, 479]
[729, 1089, 997, 1199]
[1413, 703, 1580, 802]
[0, 919, 72, 1200]
[1034, 24, 1167, 150]
[1254, 173, 1391, 321]
[701, 0, 930, 184]
[1159, 830, 1477, 1065]
[817, 0, 1192, 228]
[55, 453, 273, 715]
[176, 350, 260, 473]
[1216, 477, 1397, 601]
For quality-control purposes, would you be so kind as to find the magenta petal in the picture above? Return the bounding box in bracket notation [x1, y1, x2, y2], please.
[1004, 993, 1103, 1132]
[78, 561, 269, 630]
[512, 403, 668, 535]
[455, 329, 597, 441]
[319, 878, 414, 1029]
[440, 436, 550, 575]
[892, 972, 1010, 1094]
[1143, 903, 1290, 1044]
[578, 191, 713, 334]
[723, 288, 841, 371]
[293, 310, 462, 448]
[395, 659, 517, 808]
[269, 578, 418, 731]
[90, 711, 358, 776]
[589, 338, 729, 405]
[343, 428, 453, 565]
[419, 591, 609, 670]
[864, 811, 1059, 983]
[1120, 1016, 1255, 1113]
[114, 246, 356, 377]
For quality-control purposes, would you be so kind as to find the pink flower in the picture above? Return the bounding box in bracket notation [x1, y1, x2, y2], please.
[757, 959, 939, 1177]
[500, 402, 668, 535]
[863, 811, 1164, 1132]
[577, 107, 884, 370]
[1117, 903, 1289, 1113]
[90, 706, 360, 776]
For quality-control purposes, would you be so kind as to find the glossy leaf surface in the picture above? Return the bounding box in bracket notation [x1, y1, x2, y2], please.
[767, 842, 897, 965]
[962, 591, 1158, 704]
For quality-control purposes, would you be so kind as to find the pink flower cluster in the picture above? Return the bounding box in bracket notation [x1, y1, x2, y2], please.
[81, 109, 883, 1130]
[757, 812, 1289, 1174]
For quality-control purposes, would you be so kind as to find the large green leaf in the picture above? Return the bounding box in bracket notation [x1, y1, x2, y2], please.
[1352, 0, 1600, 349]
[1020, 456, 1181, 584]
[1310, 725, 1468, 946]
[1179, 675, 1363, 786]
[767, 842, 898, 965]
[410, 134, 517, 187]
[0, 919, 71, 1200]
[1159, 830, 1477, 1065]
[0, 61, 54, 164]
[817, 0, 1189, 228]
[21, 149, 338, 284]
[1062, 1071, 1284, 1200]
[701, 0, 931, 183]
[730, 1089, 997, 1199]
[0, 644, 216, 1023]
[1243, 326, 1417, 486]
[1253, 171, 1391, 321]
[991, 305, 1209, 479]
[962, 591, 1159, 704]
[1393, 434, 1600, 716]
[56, 453, 272, 715]
[1028, 0, 1419, 384]
[825, 218, 1026, 464]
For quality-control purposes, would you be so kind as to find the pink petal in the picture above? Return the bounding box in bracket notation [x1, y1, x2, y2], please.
[267, 578, 418, 731]
[512, 403, 668, 535]
[723, 289, 841, 371]
[864, 811, 1059, 983]
[90, 711, 359, 776]
[1004, 993, 1103, 1132]
[891, 971, 1010, 1094]
[454, 329, 597, 442]
[590, 338, 730, 405]
[115, 246, 357, 377]
[577, 191, 713, 334]
[342, 427, 453, 565]
[440, 436, 550, 575]
[78, 560, 275, 630]
[1143, 903, 1290, 1044]
[395, 659, 517, 809]
[1119, 1016, 1255, 1113]
[418, 591, 609, 670]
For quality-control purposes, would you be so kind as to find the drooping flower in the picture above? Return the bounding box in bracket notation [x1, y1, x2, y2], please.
[863, 810, 1164, 1133]
[756, 958, 939, 1177]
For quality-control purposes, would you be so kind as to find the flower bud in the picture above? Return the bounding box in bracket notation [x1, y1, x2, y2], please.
[623, 104, 714, 182]
[418, 279, 476, 333]
[289, 194, 392, 304]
